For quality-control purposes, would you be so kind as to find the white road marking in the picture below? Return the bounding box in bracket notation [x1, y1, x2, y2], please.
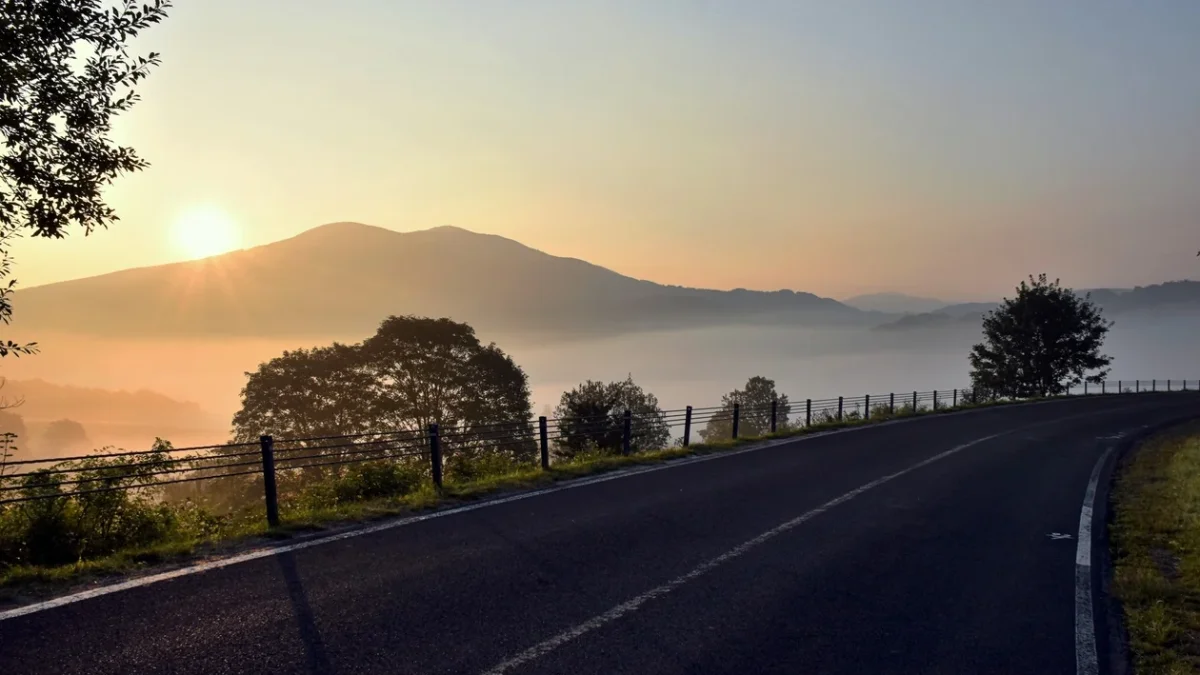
[478, 433, 1003, 675]
[1075, 445, 1114, 675]
[1048, 533, 1074, 540]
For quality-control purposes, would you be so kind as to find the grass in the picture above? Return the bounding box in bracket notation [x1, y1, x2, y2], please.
[1111, 423, 1200, 674]
[0, 390, 1159, 603]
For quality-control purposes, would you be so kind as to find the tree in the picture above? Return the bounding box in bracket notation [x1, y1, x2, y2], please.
[1, 0, 172, 355]
[39, 418, 90, 456]
[231, 343, 375, 443]
[969, 274, 1112, 399]
[700, 376, 790, 442]
[231, 316, 536, 462]
[553, 375, 671, 458]
[361, 316, 535, 461]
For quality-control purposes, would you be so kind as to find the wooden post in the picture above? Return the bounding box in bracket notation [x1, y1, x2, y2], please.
[259, 435, 280, 528]
[538, 416, 549, 470]
[732, 403, 740, 439]
[770, 399, 778, 434]
[429, 423, 443, 489]
[622, 410, 632, 455]
[683, 406, 693, 447]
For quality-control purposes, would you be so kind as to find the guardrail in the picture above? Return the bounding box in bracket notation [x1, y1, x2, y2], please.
[1, 378, 1195, 526]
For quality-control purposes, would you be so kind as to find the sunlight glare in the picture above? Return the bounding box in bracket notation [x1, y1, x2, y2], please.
[171, 206, 242, 260]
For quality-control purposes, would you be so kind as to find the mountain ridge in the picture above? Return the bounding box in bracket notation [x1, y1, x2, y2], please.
[10, 222, 870, 340]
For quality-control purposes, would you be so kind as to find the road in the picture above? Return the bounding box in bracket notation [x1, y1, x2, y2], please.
[1, 393, 1197, 674]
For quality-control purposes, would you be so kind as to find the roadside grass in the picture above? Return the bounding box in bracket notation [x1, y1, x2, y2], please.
[1111, 424, 1200, 674]
[0, 391, 1147, 601]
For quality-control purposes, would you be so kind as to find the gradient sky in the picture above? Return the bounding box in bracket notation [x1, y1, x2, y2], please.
[10, 0, 1200, 300]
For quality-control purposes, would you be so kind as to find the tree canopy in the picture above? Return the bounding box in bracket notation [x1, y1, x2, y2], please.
[232, 316, 535, 460]
[968, 274, 1112, 399]
[700, 376, 790, 441]
[553, 376, 671, 457]
[1, 0, 171, 356]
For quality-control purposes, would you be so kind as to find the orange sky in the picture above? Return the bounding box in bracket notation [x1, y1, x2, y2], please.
[9, 1, 1199, 301]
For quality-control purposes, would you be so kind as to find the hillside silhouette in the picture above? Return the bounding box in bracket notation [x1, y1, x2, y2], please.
[875, 282, 1200, 331]
[10, 223, 868, 339]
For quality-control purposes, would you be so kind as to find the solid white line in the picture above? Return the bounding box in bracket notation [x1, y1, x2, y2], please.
[478, 433, 1003, 675]
[1074, 446, 1113, 675]
[0, 396, 1154, 623]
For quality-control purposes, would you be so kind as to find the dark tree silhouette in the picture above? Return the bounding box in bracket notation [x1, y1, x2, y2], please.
[232, 343, 375, 443]
[233, 316, 535, 461]
[553, 375, 670, 458]
[700, 376, 791, 441]
[969, 274, 1112, 399]
[0, 0, 172, 356]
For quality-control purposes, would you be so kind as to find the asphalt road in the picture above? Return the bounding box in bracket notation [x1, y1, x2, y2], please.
[2, 393, 1198, 675]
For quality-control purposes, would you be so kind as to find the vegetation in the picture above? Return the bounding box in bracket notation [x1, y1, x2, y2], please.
[233, 316, 537, 465]
[700, 376, 791, 441]
[1111, 426, 1200, 674]
[969, 274, 1112, 399]
[552, 376, 671, 458]
[0, 0, 172, 356]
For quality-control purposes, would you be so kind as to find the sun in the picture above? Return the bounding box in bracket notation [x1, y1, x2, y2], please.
[171, 206, 242, 260]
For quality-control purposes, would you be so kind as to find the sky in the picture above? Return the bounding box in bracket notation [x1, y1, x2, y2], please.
[10, 0, 1200, 300]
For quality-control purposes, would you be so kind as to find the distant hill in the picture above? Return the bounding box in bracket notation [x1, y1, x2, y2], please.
[876, 281, 1200, 331]
[10, 223, 870, 340]
[0, 378, 219, 429]
[842, 292, 949, 315]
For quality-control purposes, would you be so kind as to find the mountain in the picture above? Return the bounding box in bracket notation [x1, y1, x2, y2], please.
[875, 281, 1200, 331]
[11, 223, 870, 340]
[0, 378, 220, 429]
[842, 293, 949, 315]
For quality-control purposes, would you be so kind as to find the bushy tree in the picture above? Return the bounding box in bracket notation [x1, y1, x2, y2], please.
[1, 0, 172, 356]
[700, 376, 790, 441]
[232, 317, 535, 462]
[969, 274, 1112, 398]
[553, 375, 670, 458]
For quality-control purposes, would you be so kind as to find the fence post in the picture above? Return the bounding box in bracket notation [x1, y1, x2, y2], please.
[912, 391, 918, 412]
[770, 399, 778, 434]
[952, 389, 957, 407]
[890, 392, 895, 414]
[732, 403, 740, 439]
[1136, 380, 1140, 393]
[683, 406, 693, 447]
[1102, 381, 1106, 395]
[1084, 381, 1088, 396]
[259, 435, 280, 528]
[1118, 380, 1122, 394]
[1153, 379, 1157, 392]
[933, 390, 939, 411]
[429, 423, 443, 489]
[622, 410, 632, 454]
[837, 396, 843, 422]
[1167, 379, 1171, 392]
[805, 399, 812, 427]
[864, 394, 871, 420]
[538, 416, 549, 470]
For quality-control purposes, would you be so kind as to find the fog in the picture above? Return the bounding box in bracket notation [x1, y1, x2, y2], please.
[3, 311, 1197, 455]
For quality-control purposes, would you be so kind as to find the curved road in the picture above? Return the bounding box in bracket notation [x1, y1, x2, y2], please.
[1, 393, 1197, 674]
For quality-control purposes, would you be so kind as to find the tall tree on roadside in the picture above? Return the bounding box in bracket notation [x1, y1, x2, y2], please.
[969, 274, 1112, 399]
[0, 0, 172, 356]
[553, 375, 670, 458]
[232, 343, 375, 443]
[700, 376, 790, 441]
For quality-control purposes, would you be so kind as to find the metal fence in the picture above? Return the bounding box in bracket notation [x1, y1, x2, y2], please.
[1, 378, 1195, 526]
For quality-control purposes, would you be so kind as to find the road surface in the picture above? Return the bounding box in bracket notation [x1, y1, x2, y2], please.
[1, 393, 1197, 674]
